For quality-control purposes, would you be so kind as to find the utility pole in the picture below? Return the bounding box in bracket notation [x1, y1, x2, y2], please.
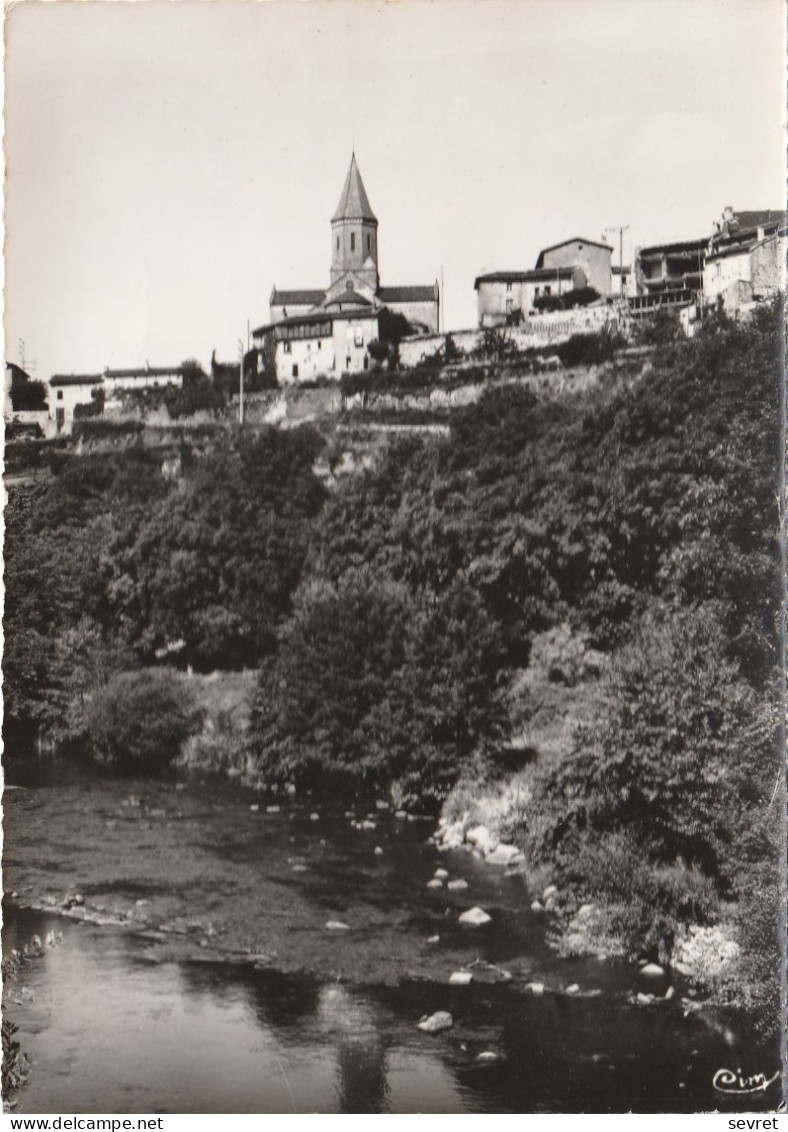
[440, 266, 444, 334]
[604, 225, 630, 297]
[238, 337, 245, 425]
[18, 338, 37, 374]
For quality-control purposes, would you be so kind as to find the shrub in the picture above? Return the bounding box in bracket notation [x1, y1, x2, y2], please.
[83, 668, 199, 772]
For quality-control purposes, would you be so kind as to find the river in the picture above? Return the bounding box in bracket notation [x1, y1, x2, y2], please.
[2, 767, 779, 1113]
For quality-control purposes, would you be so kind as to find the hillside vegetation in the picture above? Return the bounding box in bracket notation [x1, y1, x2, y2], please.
[4, 305, 783, 1024]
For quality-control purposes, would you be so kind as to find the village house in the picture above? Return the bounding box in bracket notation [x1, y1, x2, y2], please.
[48, 363, 186, 434]
[474, 237, 613, 327]
[703, 207, 786, 313]
[255, 155, 439, 382]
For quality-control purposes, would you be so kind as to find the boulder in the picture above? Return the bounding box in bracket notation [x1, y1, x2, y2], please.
[250, 804, 260, 812]
[417, 1011, 453, 1034]
[475, 1051, 499, 1064]
[530, 900, 544, 913]
[485, 843, 521, 866]
[325, 920, 350, 932]
[266, 805, 281, 814]
[427, 934, 441, 945]
[576, 903, 595, 920]
[310, 812, 320, 821]
[375, 800, 389, 810]
[565, 983, 580, 995]
[433, 868, 449, 880]
[395, 810, 408, 819]
[542, 884, 558, 900]
[639, 962, 665, 978]
[526, 982, 545, 995]
[466, 824, 498, 854]
[427, 878, 444, 889]
[374, 846, 384, 857]
[449, 971, 473, 985]
[459, 906, 491, 927]
[361, 820, 377, 831]
[447, 879, 469, 892]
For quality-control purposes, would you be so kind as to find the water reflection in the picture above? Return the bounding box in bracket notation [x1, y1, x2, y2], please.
[317, 984, 389, 1113]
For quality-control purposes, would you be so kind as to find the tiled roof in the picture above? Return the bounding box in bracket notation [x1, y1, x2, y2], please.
[50, 374, 104, 387]
[729, 210, 786, 231]
[104, 367, 184, 379]
[331, 154, 377, 223]
[474, 268, 574, 289]
[323, 291, 373, 308]
[379, 285, 438, 302]
[270, 288, 326, 308]
[536, 237, 612, 266]
[638, 239, 708, 257]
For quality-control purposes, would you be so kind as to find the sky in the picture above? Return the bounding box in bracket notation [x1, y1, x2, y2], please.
[4, 0, 786, 380]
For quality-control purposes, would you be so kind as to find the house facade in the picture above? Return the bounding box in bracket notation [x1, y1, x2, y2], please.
[535, 238, 612, 297]
[474, 236, 612, 328]
[703, 209, 786, 311]
[48, 364, 186, 434]
[258, 154, 439, 381]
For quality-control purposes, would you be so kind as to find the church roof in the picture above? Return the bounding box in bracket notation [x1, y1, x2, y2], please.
[379, 284, 438, 302]
[331, 154, 377, 224]
[270, 288, 326, 308]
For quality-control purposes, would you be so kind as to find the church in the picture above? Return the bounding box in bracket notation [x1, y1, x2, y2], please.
[251, 155, 440, 383]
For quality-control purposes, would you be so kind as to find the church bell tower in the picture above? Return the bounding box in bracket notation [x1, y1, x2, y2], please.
[330, 153, 379, 291]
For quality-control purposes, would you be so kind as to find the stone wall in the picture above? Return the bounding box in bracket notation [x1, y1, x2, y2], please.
[751, 233, 786, 298]
[399, 305, 622, 369]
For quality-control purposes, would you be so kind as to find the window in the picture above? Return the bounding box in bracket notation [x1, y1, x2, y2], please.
[57, 390, 63, 401]
[283, 341, 292, 354]
[336, 236, 339, 250]
[545, 285, 552, 295]
[534, 287, 540, 297]
[506, 282, 512, 291]
[317, 340, 322, 350]
[347, 280, 354, 291]
[506, 298, 514, 314]
[363, 356, 369, 370]
[292, 364, 299, 378]
[350, 232, 356, 252]
[367, 235, 371, 251]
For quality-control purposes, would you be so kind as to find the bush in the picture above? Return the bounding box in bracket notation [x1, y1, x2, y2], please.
[83, 668, 199, 772]
[249, 578, 505, 803]
[554, 327, 623, 367]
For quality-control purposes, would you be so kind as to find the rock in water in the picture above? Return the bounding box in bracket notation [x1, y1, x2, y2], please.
[426, 934, 441, 945]
[485, 843, 521, 866]
[448, 879, 469, 891]
[526, 981, 545, 995]
[639, 962, 665, 978]
[531, 900, 544, 913]
[449, 971, 473, 985]
[427, 878, 444, 889]
[374, 846, 384, 856]
[433, 868, 449, 880]
[475, 1051, 499, 1064]
[325, 920, 350, 932]
[466, 825, 498, 854]
[459, 906, 491, 926]
[565, 983, 580, 995]
[417, 1011, 453, 1034]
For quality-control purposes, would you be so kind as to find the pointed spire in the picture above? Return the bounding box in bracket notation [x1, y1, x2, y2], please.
[331, 153, 377, 223]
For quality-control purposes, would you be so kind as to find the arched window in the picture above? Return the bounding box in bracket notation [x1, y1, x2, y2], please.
[350, 232, 356, 252]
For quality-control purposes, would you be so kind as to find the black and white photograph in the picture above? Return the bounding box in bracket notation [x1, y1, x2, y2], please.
[2, 0, 786, 1116]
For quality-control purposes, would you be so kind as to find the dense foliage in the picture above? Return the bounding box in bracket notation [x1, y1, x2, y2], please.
[4, 308, 782, 1020]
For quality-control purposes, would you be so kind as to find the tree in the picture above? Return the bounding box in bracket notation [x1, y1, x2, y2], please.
[83, 668, 199, 772]
[8, 365, 48, 411]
